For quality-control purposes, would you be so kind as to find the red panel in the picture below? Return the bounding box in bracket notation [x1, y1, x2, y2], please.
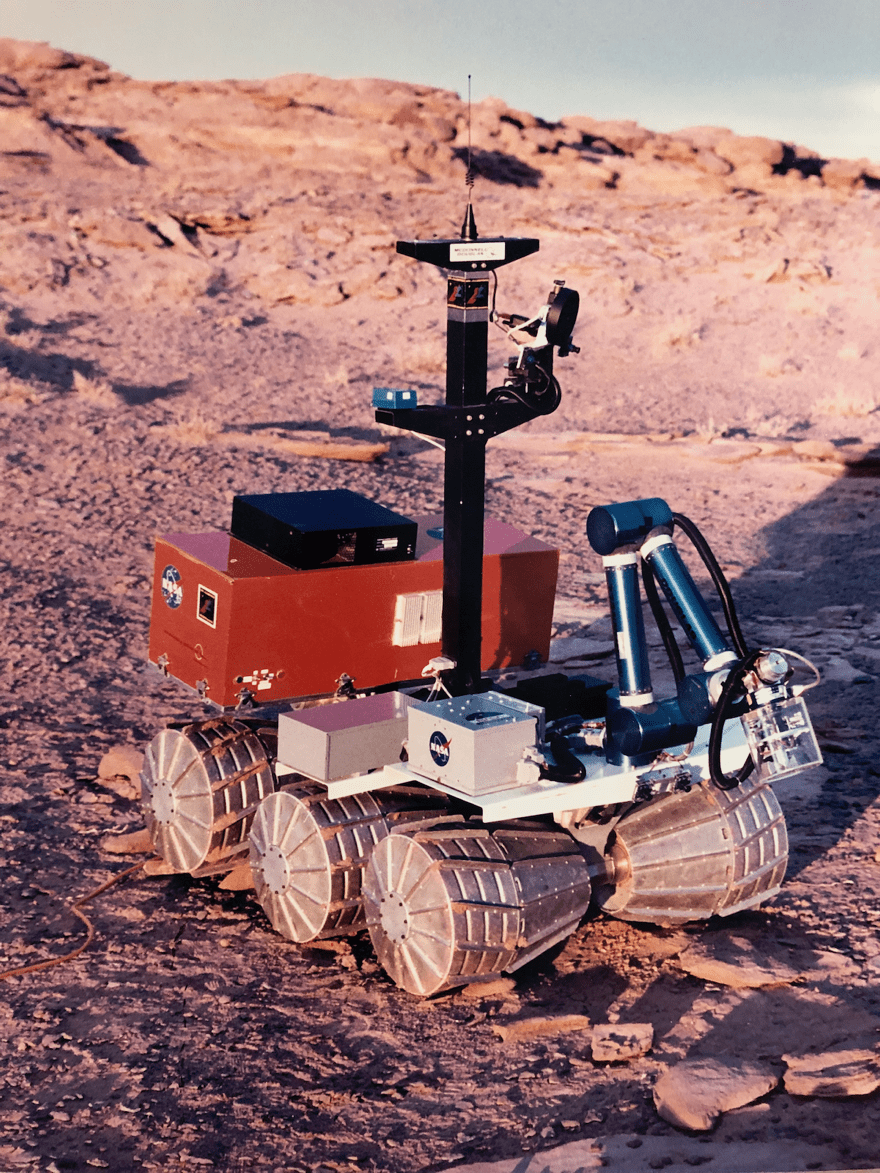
[148, 518, 558, 707]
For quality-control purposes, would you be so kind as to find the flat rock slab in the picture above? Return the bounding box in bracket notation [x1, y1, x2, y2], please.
[491, 1014, 591, 1044]
[96, 744, 145, 800]
[548, 636, 611, 661]
[653, 1057, 778, 1131]
[783, 1047, 880, 1096]
[459, 977, 518, 1000]
[678, 935, 804, 988]
[678, 931, 863, 988]
[100, 827, 154, 855]
[591, 1022, 653, 1062]
[446, 1133, 842, 1172]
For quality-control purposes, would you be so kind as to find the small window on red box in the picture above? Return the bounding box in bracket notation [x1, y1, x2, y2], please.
[197, 585, 217, 628]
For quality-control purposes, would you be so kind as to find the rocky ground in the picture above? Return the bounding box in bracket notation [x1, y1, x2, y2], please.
[2, 36, 880, 1173]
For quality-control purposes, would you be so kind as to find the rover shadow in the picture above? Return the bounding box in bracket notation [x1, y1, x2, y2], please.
[729, 459, 880, 880]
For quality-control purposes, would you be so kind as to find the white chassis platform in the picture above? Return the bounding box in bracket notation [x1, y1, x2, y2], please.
[275, 719, 752, 824]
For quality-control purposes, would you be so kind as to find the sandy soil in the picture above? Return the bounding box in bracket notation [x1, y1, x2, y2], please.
[2, 38, 880, 1173]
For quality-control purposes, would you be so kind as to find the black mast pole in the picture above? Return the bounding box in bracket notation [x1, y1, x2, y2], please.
[376, 230, 540, 696]
[443, 263, 490, 693]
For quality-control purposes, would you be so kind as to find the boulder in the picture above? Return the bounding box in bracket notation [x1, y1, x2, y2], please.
[674, 125, 735, 151]
[562, 115, 652, 155]
[100, 827, 154, 855]
[634, 135, 698, 165]
[715, 134, 785, 170]
[631, 135, 731, 178]
[617, 159, 729, 196]
[654, 1057, 778, 1131]
[819, 656, 872, 685]
[218, 863, 255, 891]
[821, 158, 867, 190]
[70, 210, 161, 251]
[576, 160, 619, 189]
[693, 149, 733, 176]
[245, 265, 345, 306]
[0, 38, 88, 73]
[0, 107, 62, 155]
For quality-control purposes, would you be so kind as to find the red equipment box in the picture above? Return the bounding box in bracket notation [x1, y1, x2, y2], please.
[148, 516, 558, 708]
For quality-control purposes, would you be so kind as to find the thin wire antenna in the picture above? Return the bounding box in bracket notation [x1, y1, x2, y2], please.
[467, 74, 473, 191]
[461, 73, 478, 240]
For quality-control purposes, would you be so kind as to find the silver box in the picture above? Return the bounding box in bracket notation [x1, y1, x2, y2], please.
[278, 691, 412, 782]
[407, 691, 542, 795]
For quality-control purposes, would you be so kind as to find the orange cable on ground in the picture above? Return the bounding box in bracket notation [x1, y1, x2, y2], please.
[0, 860, 146, 981]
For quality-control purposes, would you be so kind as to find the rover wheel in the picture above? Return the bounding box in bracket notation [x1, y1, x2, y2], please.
[593, 774, 788, 925]
[249, 783, 447, 942]
[363, 820, 591, 996]
[141, 719, 276, 874]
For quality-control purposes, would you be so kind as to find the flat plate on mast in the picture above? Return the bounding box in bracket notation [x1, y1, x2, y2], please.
[396, 237, 539, 271]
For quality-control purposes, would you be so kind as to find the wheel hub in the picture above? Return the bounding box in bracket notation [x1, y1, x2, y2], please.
[378, 892, 411, 943]
[260, 842, 290, 894]
[151, 777, 177, 825]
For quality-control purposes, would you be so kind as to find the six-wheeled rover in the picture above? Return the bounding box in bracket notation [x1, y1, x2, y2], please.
[140, 206, 822, 995]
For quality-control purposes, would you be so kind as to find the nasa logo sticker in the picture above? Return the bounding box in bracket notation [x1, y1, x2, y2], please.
[429, 730, 451, 768]
[161, 564, 183, 609]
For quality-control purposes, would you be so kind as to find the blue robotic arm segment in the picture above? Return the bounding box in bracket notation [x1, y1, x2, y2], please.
[586, 498, 673, 557]
[603, 553, 653, 703]
[641, 534, 735, 668]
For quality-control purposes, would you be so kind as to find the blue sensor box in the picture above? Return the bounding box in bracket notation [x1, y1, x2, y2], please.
[372, 387, 418, 409]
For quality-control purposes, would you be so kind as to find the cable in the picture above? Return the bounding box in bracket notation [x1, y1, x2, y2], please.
[707, 650, 761, 790]
[531, 362, 562, 414]
[641, 556, 686, 685]
[488, 360, 561, 416]
[775, 648, 822, 693]
[539, 731, 587, 784]
[672, 512, 749, 658]
[0, 861, 145, 982]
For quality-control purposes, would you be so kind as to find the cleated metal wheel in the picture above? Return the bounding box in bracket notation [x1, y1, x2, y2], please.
[249, 783, 447, 943]
[362, 820, 591, 997]
[593, 774, 788, 926]
[141, 719, 276, 875]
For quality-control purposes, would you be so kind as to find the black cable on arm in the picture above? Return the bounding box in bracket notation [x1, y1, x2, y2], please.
[641, 556, 686, 685]
[707, 650, 760, 789]
[539, 730, 587, 784]
[672, 512, 749, 658]
[530, 361, 562, 413]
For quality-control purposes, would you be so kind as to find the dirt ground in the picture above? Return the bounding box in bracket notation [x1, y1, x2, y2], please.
[2, 39, 880, 1173]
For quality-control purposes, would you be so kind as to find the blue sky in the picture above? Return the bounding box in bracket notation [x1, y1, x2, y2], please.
[5, 0, 879, 161]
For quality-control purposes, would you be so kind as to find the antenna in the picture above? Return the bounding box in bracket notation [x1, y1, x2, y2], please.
[460, 74, 478, 241]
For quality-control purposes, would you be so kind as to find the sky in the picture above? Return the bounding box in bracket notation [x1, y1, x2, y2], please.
[4, 0, 880, 161]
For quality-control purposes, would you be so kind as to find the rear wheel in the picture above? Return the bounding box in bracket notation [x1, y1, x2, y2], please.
[593, 775, 788, 925]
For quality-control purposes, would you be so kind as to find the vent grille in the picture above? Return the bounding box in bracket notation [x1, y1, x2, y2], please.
[392, 591, 443, 646]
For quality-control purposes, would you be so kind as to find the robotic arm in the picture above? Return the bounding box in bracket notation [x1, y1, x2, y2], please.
[587, 497, 823, 787]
